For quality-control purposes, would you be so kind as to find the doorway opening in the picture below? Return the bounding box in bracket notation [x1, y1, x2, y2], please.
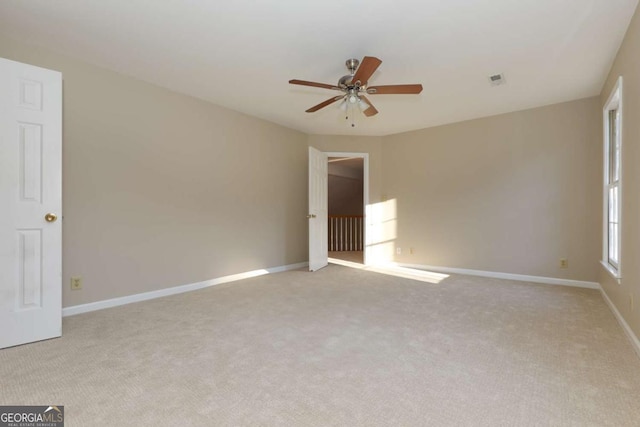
[327, 154, 366, 265]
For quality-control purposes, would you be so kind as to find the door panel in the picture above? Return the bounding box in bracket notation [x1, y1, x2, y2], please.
[308, 147, 328, 271]
[0, 57, 62, 349]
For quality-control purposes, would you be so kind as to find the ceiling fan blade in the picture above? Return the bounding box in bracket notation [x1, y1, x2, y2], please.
[367, 84, 423, 94]
[359, 95, 378, 117]
[289, 79, 340, 90]
[305, 96, 343, 113]
[351, 56, 382, 86]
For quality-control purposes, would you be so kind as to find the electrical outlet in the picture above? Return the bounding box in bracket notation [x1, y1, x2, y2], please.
[396, 247, 402, 255]
[559, 259, 568, 268]
[70, 277, 83, 290]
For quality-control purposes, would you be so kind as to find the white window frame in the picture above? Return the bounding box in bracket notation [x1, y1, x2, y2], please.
[601, 76, 623, 281]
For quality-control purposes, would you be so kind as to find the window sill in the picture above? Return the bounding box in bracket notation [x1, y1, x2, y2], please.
[600, 260, 622, 284]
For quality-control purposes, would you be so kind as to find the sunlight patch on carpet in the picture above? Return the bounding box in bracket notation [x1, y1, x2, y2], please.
[328, 257, 449, 284]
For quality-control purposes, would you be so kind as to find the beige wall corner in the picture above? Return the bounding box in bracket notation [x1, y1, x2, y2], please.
[382, 97, 602, 282]
[599, 3, 640, 342]
[0, 36, 309, 308]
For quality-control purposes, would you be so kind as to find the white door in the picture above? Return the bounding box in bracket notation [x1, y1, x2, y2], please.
[0, 58, 62, 349]
[308, 146, 328, 271]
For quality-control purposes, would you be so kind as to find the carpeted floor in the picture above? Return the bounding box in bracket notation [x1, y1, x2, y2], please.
[1, 264, 640, 426]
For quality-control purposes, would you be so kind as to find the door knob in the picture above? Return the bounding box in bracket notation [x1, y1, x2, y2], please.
[307, 214, 316, 219]
[44, 213, 58, 223]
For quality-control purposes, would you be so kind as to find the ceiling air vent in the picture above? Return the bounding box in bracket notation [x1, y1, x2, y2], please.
[489, 73, 506, 86]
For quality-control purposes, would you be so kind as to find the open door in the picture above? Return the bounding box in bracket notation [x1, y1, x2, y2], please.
[0, 58, 62, 349]
[308, 147, 328, 271]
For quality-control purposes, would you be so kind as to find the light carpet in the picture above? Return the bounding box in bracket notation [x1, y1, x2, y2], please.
[1, 265, 640, 426]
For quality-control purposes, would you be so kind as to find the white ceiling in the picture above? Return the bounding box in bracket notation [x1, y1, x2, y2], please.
[0, 0, 637, 136]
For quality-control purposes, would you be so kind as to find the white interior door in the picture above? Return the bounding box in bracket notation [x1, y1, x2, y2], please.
[0, 58, 62, 349]
[308, 146, 328, 271]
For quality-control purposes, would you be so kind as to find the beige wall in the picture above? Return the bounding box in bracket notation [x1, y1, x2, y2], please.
[0, 37, 309, 307]
[328, 175, 364, 216]
[382, 98, 602, 281]
[599, 4, 640, 339]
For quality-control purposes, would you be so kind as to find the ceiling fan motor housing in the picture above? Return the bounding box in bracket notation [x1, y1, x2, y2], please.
[338, 74, 355, 89]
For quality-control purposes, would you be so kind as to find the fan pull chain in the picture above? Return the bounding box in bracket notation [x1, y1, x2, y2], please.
[346, 103, 356, 127]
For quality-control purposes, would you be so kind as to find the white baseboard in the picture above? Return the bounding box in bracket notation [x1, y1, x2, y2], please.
[599, 288, 640, 359]
[62, 262, 309, 317]
[395, 262, 601, 289]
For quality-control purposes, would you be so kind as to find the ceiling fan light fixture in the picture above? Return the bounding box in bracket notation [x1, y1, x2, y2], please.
[289, 56, 423, 119]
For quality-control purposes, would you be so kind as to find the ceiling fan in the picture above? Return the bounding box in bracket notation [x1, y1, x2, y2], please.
[289, 56, 423, 120]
